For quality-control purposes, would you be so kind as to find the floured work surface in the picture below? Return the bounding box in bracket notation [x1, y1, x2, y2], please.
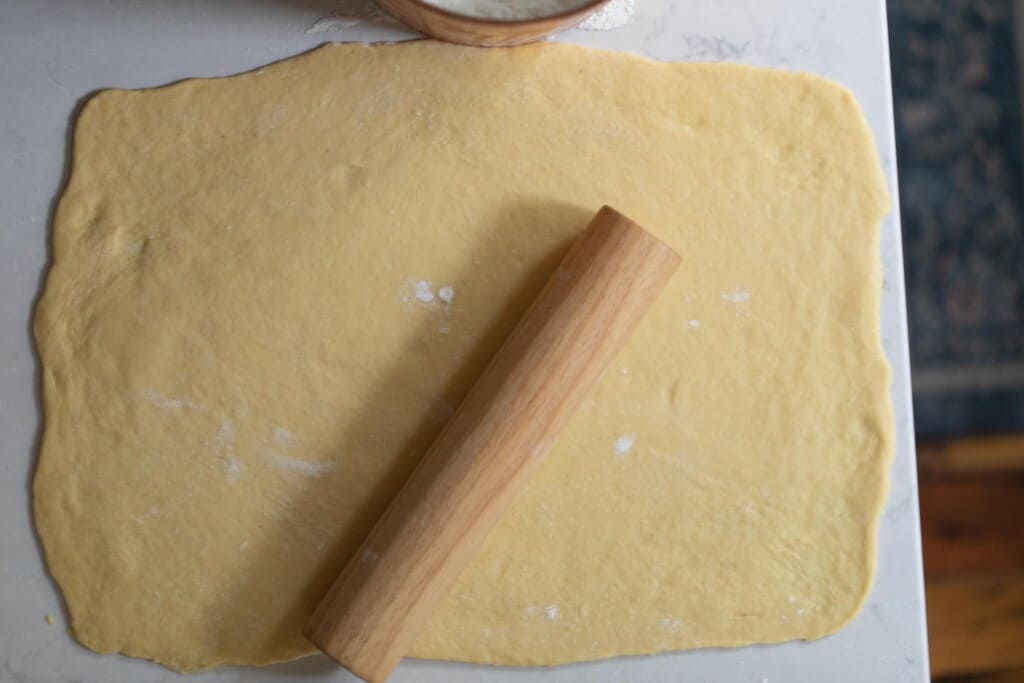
[34, 41, 892, 672]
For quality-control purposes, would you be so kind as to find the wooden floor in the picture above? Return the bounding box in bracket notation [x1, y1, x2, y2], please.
[918, 435, 1024, 682]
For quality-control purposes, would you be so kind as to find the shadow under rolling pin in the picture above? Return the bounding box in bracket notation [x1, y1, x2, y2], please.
[304, 205, 681, 682]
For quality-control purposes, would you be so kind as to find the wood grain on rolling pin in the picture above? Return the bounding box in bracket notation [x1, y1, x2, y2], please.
[305, 206, 681, 683]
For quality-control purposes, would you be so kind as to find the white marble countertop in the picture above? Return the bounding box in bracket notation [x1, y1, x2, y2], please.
[0, 1, 928, 681]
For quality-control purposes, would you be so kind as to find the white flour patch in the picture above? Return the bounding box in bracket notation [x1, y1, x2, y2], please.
[134, 506, 159, 525]
[239, 540, 250, 552]
[215, 420, 235, 447]
[223, 459, 241, 483]
[137, 389, 207, 413]
[306, 16, 362, 32]
[720, 291, 751, 304]
[273, 426, 296, 445]
[525, 604, 557, 620]
[577, 0, 634, 30]
[268, 453, 335, 478]
[262, 427, 335, 478]
[402, 279, 456, 333]
[305, 1, 400, 32]
[660, 617, 683, 633]
[613, 433, 635, 457]
[688, 319, 701, 329]
[214, 420, 241, 483]
[414, 280, 434, 303]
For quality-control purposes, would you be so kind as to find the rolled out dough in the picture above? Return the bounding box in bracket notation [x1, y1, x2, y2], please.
[34, 41, 892, 672]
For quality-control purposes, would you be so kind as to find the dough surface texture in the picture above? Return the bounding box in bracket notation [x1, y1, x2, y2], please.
[34, 41, 892, 672]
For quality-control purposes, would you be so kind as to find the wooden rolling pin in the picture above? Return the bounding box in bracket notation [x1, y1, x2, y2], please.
[305, 206, 680, 682]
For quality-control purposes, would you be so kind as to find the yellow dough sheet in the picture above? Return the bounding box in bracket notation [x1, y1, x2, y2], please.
[33, 40, 892, 672]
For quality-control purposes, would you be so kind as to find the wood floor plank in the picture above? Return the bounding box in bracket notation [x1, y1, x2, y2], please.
[918, 435, 1024, 477]
[934, 669, 1024, 683]
[927, 573, 1024, 677]
[919, 473, 1024, 577]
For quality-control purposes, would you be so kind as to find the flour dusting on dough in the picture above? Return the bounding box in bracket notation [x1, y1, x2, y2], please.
[403, 279, 456, 308]
[414, 280, 434, 303]
[660, 617, 683, 633]
[720, 291, 751, 304]
[262, 427, 335, 478]
[526, 604, 558, 620]
[613, 433, 635, 457]
[215, 420, 241, 482]
[137, 389, 207, 413]
[688, 319, 701, 329]
[267, 453, 335, 478]
[215, 420, 235, 447]
[134, 506, 159, 525]
[223, 459, 241, 483]
[271, 427, 295, 444]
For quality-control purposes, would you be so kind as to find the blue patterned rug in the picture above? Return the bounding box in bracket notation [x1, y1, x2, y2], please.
[888, 0, 1024, 438]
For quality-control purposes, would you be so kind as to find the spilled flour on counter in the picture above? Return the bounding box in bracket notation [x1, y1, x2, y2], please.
[305, 1, 400, 32]
[306, 16, 362, 32]
[577, 0, 634, 30]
